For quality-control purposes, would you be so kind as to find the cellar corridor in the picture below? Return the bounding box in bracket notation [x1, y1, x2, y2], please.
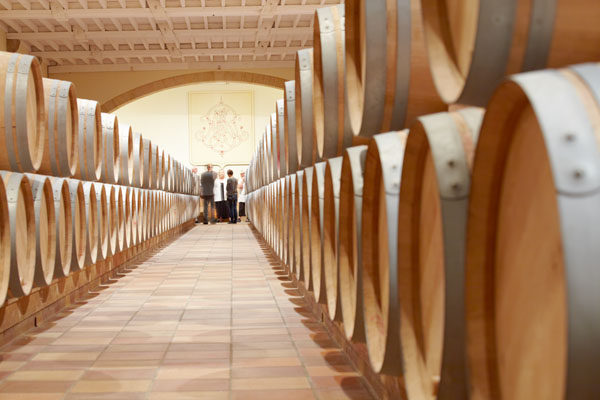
[0, 225, 374, 400]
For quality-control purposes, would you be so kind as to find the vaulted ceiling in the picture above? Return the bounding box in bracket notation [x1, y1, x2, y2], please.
[0, 0, 342, 73]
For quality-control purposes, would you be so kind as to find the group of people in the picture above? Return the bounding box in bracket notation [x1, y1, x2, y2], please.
[199, 164, 247, 224]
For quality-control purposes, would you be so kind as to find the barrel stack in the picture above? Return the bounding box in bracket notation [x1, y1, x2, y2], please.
[0, 50, 202, 317]
[245, 2, 600, 399]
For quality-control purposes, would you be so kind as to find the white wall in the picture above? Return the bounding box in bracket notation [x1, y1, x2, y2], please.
[113, 81, 283, 171]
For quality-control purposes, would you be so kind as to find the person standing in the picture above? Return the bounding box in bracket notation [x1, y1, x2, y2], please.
[226, 170, 238, 224]
[238, 171, 247, 222]
[214, 169, 229, 222]
[200, 164, 217, 224]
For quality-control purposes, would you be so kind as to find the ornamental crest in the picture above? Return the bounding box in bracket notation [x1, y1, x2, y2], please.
[194, 97, 250, 157]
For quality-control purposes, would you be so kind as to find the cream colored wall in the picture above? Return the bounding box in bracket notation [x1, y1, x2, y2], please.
[113, 81, 283, 169]
[51, 68, 293, 107]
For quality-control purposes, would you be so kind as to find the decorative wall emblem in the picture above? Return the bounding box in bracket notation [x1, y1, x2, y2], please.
[189, 90, 254, 166]
[195, 98, 250, 157]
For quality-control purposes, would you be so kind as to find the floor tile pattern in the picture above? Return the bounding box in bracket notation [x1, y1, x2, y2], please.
[0, 224, 375, 400]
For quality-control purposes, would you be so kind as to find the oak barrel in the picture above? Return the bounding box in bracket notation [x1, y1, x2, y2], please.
[100, 113, 120, 184]
[345, 0, 444, 137]
[300, 166, 314, 289]
[81, 182, 99, 267]
[397, 108, 483, 399]
[422, 0, 600, 106]
[66, 179, 86, 271]
[295, 48, 316, 168]
[310, 162, 327, 304]
[75, 99, 102, 181]
[105, 184, 118, 257]
[117, 124, 134, 186]
[26, 173, 57, 288]
[48, 177, 72, 279]
[0, 171, 36, 298]
[40, 78, 78, 177]
[338, 145, 368, 342]
[466, 64, 600, 400]
[361, 130, 408, 375]
[284, 81, 298, 175]
[0, 52, 45, 173]
[322, 156, 343, 321]
[131, 132, 144, 188]
[0, 178, 10, 306]
[293, 170, 304, 282]
[313, 4, 352, 159]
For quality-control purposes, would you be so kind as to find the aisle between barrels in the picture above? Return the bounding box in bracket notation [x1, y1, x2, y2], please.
[0, 224, 375, 400]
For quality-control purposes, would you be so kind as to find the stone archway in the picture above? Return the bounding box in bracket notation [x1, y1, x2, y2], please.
[101, 70, 286, 112]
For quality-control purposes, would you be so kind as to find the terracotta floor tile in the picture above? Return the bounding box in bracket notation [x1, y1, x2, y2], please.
[6, 370, 84, 381]
[0, 226, 375, 399]
[232, 389, 316, 400]
[0, 394, 65, 400]
[315, 389, 375, 400]
[0, 380, 74, 393]
[148, 391, 229, 400]
[232, 376, 311, 390]
[82, 368, 157, 380]
[0, 361, 26, 371]
[32, 352, 100, 361]
[150, 379, 230, 392]
[231, 366, 306, 378]
[156, 367, 230, 380]
[70, 379, 151, 393]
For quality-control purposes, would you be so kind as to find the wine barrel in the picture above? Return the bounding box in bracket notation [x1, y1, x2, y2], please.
[0, 171, 36, 297]
[295, 48, 316, 168]
[117, 124, 133, 186]
[66, 179, 85, 271]
[113, 185, 125, 252]
[314, 4, 352, 159]
[124, 186, 134, 248]
[81, 182, 99, 267]
[338, 145, 368, 342]
[150, 145, 159, 190]
[26, 174, 57, 288]
[131, 132, 144, 188]
[310, 162, 327, 304]
[48, 177, 72, 279]
[293, 170, 305, 281]
[136, 188, 144, 243]
[100, 113, 120, 184]
[104, 184, 118, 257]
[279, 177, 286, 261]
[284, 81, 298, 175]
[282, 176, 290, 267]
[396, 108, 483, 399]
[157, 149, 165, 191]
[286, 174, 296, 273]
[76, 99, 102, 181]
[40, 78, 78, 177]
[345, 0, 444, 137]
[129, 187, 139, 246]
[141, 139, 153, 189]
[0, 52, 45, 173]
[300, 166, 314, 289]
[466, 64, 600, 400]
[0, 178, 10, 306]
[270, 113, 279, 183]
[322, 156, 343, 321]
[276, 99, 287, 178]
[93, 183, 108, 261]
[422, 0, 600, 106]
[361, 130, 408, 375]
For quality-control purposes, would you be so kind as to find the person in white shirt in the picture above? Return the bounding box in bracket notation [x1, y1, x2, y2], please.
[238, 171, 247, 222]
[214, 169, 229, 222]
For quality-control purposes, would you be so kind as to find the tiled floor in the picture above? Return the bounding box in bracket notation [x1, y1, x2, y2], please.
[0, 224, 375, 400]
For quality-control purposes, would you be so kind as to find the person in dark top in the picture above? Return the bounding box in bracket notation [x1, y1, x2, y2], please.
[200, 164, 217, 224]
[226, 169, 238, 224]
